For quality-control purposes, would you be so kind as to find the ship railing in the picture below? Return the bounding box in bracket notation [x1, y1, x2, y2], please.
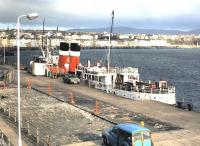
[85, 69, 117, 74]
[167, 86, 175, 93]
[115, 86, 175, 94]
[145, 88, 175, 94]
[118, 67, 138, 73]
[88, 80, 113, 92]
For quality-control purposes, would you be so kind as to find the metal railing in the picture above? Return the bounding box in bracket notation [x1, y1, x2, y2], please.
[0, 107, 52, 146]
[0, 129, 13, 146]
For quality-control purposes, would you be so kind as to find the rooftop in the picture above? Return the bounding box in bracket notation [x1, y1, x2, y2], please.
[116, 123, 149, 134]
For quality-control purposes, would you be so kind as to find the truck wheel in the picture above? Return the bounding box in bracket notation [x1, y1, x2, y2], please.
[102, 136, 108, 145]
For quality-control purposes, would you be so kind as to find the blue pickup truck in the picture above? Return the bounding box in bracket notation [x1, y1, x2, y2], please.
[102, 123, 153, 146]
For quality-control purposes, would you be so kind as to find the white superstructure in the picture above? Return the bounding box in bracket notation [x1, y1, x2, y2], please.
[76, 62, 176, 105]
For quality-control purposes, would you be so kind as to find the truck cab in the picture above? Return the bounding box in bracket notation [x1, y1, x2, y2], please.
[102, 123, 153, 146]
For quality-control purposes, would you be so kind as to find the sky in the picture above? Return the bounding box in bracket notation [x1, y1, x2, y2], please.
[0, 0, 200, 30]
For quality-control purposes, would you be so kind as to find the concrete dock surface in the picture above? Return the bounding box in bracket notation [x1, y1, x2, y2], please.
[0, 67, 198, 146]
[19, 71, 200, 146]
[62, 140, 102, 146]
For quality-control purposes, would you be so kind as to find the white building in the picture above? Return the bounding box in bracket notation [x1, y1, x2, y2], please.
[134, 39, 169, 47]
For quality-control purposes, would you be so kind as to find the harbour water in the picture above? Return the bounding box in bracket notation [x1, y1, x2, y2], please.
[3, 48, 200, 111]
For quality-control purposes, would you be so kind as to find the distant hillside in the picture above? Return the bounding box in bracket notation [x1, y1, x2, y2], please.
[67, 26, 200, 35]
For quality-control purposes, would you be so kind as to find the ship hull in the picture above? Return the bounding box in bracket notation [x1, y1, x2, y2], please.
[112, 89, 176, 105]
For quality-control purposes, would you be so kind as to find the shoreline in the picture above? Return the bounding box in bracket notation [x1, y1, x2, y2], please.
[1, 46, 200, 52]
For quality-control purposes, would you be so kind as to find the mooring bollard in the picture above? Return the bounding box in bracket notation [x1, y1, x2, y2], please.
[94, 100, 100, 115]
[27, 121, 30, 136]
[36, 127, 39, 144]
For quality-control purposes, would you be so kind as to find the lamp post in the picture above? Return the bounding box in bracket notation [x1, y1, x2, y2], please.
[17, 13, 38, 146]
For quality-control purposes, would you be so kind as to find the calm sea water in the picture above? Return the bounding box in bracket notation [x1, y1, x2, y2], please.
[4, 48, 200, 111]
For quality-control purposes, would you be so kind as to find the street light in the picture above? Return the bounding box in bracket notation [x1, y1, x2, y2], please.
[17, 13, 39, 146]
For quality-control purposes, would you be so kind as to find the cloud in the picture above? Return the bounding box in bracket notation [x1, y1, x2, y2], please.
[0, 0, 200, 30]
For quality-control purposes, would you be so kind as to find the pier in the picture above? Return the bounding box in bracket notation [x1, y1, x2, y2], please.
[21, 70, 200, 145]
[0, 67, 200, 145]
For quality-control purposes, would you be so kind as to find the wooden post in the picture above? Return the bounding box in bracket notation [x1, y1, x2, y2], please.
[1, 131, 4, 145]
[20, 117, 22, 128]
[27, 78, 31, 93]
[46, 135, 51, 146]
[3, 80, 7, 90]
[1, 130, 4, 140]
[8, 108, 10, 118]
[36, 127, 39, 144]
[14, 111, 17, 122]
[27, 121, 30, 136]
[0, 130, 3, 139]
[8, 139, 11, 146]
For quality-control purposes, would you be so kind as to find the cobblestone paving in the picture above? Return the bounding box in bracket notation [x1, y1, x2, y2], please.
[0, 88, 112, 145]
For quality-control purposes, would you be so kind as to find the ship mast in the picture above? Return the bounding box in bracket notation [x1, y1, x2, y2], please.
[107, 10, 114, 73]
[40, 18, 45, 58]
[42, 18, 45, 50]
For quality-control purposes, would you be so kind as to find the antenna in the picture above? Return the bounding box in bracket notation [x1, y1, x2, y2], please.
[107, 10, 114, 73]
[39, 18, 46, 58]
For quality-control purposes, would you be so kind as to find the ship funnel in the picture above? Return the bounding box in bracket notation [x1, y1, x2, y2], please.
[69, 43, 81, 73]
[58, 42, 70, 74]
